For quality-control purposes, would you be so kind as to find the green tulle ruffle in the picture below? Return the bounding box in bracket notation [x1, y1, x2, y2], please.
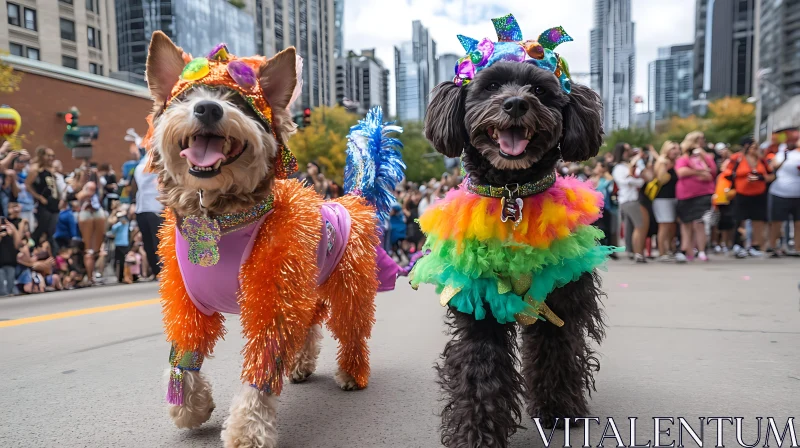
[410, 224, 620, 324]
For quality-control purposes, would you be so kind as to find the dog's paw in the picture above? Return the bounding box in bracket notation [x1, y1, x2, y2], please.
[169, 401, 215, 429]
[290, 367, 312, 384]
[334, 369, 363, 391]
[221, 386, 278, 448]
[167, 370, 215, 429]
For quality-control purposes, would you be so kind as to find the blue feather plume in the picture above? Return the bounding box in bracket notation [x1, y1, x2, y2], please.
[344, 106, 405, 224]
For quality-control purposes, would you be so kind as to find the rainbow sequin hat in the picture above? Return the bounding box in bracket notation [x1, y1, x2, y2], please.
[165, 43, 298, 179]
[453, 14, 573, 93]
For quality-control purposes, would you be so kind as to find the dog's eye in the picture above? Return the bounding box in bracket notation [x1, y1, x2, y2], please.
[532, 86, 545, 96]
[486, 82, 501, 92]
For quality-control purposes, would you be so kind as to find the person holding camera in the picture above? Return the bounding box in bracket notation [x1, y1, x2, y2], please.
[26, 146, 60, 250]
[0, 213, 23, 295]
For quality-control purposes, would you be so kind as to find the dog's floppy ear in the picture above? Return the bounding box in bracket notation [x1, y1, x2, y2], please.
[259, 47, 297, 111]
[425, 82, 466, 158]
[561, 83, 604, 162]
[145, 31, 186, 104]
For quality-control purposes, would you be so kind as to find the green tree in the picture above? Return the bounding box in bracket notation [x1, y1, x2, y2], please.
[601, 127, 654, 154]
[288, 106, 358, 183]
[396, 121, 445, 183]
[656, 114, 706, 145]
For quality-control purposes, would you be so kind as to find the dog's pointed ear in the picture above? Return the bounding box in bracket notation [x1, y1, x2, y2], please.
[425, 82, 466, 158]
[145, 31, 185, 104]
[561, 83, 604, 162]
[259, 47, 297, 111]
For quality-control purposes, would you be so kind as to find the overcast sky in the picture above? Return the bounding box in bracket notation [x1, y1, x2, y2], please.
[344, 0, 696, 116]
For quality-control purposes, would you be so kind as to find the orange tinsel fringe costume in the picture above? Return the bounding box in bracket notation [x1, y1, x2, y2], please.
[161, 180, 382, 398]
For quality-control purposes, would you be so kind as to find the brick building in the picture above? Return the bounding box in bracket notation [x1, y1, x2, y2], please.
[0, 54, 151, 172]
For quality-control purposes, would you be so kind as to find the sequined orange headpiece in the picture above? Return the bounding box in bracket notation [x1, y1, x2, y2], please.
[154, 43, 297, 179]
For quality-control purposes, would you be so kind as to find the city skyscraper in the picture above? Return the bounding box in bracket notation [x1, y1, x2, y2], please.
[115, 0, 255, 85]
[394, 20, 437, 122]
[590, 0, 636, 131]
[261, 0, 337, 112]
[648, 44, 694, 122]
[335, 49, 389, 116]
[436, 53, 460, 85]
[692, 0, 755, 108]
[2, 0, 117, 77]
[394, 41, 421, 122]
[757, 0, 800, 129]
[333, 0, 343, 58]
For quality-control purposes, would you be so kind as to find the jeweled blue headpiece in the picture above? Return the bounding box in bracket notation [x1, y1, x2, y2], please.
[453, 14, 573, 94]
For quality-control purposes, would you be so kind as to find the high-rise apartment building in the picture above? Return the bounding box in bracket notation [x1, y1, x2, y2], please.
[590, 0, 636, 130]
[757, 0, 800, 126]
[394, 20, 436, 122]
[2, 0, 117, 77]
[115, 0, 255, 85]
[648, 44, 694, 122]
[335, 49, 389, 116]
[260, 0, 336, 112]
[693, 0, 755, 107]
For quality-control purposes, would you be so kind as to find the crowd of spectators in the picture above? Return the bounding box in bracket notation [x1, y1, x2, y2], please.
[584, 131, 799, 263]
[0, 142, 162, 296]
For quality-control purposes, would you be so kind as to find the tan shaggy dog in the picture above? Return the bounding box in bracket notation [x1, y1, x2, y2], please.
[145, 32, 399, 448]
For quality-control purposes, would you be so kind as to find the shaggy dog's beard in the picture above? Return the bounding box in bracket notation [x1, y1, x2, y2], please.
[149, 88, 278, 217]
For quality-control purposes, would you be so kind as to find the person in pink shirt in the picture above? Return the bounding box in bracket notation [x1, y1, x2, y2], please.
[675, 131, 717, 262]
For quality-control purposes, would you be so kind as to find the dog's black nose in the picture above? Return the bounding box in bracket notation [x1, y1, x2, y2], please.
[194, 101, 223, 125]
[502, 97, 529, 118]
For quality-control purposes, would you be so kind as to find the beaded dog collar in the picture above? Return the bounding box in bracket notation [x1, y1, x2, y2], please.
[465, 170, 557, 199]
[465, 171, 557, 227]
[179, 195, 275, 267]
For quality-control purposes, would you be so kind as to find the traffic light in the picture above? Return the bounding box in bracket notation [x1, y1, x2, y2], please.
[303, 108, 311, 127]
[61, 107, 79, 130]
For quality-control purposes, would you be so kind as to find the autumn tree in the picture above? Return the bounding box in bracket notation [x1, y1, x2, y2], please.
[287, 106, 358, 183]
[0, 52, 23, 93]
[704, 97, 754, 145]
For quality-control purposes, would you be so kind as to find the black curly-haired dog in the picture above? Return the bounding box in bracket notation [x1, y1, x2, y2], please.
[424, 61, 606, 447]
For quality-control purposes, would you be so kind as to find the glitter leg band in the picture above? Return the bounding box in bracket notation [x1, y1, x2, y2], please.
[166, 343, 204, 406]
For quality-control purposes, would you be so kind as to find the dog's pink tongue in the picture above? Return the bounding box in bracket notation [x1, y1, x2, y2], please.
[180, 136, 226, 167]
[498, 128, 529, 156]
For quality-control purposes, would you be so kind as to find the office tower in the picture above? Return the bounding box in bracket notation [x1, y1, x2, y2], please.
[757, 0, 800, 125]
[394, 20, 436, 122]
[261, 0, 337, 111]
[2, 0, 117, 76]
[335, 49, 389, 115]
[693, 0, 755, 106]
[590, 0, 636, 130]
[648, 44, 694, 122]
[115, 0, 255, 85]
[436, 53, 459, 85]
[333, 0, 343, 58]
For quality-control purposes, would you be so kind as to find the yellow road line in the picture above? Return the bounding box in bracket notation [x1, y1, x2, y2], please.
[0, 298, 160, 328]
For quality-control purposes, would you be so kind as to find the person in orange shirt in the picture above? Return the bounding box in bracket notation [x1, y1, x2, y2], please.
[722, 138, 775, 257]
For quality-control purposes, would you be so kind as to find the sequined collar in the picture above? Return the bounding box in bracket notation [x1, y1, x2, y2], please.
[212, 196, 275, 231]
[465, 171, 557, 198]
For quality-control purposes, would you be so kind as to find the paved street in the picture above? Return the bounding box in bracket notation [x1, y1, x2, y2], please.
[1, 259, 798, 448]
